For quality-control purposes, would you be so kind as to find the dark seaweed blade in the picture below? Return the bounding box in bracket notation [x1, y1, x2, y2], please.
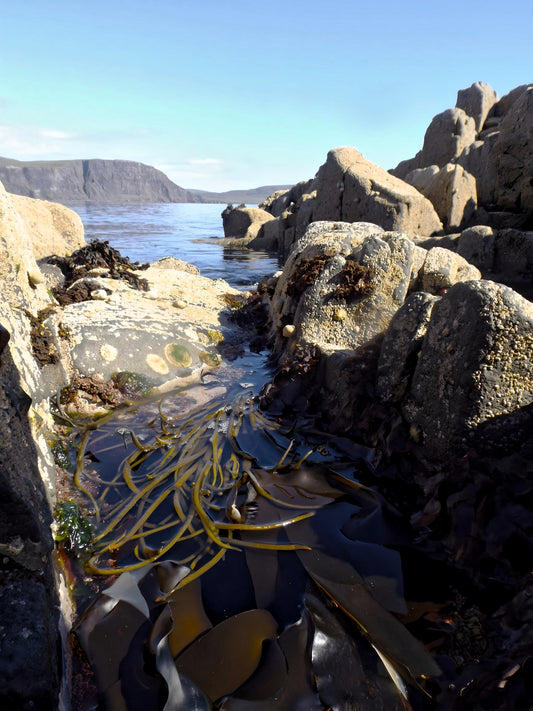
[297, 546, 440, 687]
[174, 609, 278, 702]
[306, 589, 406, 711]
[219, 611, 324, 711]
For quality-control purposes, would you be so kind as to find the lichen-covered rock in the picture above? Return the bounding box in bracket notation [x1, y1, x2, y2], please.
[377, 292, 439, 402]
[11, 193, 86, 259]
[271, 221, 426, 357]
[312, 147, 443, 238]
[416, 246, 481, 294]
[456, 225, 495, 272]
[403, 280, 533, 457]
[46, 263, 241, 393]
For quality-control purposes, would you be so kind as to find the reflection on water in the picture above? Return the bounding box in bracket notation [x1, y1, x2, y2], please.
[63, 202, 283, 289]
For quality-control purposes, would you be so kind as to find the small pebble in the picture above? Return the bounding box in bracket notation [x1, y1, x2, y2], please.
[91, 289, 108, 300]
[283, 324, 296, 337]
[27, 269, 44, 286]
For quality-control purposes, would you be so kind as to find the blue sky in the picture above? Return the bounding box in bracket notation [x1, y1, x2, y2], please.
[0, 0, 531, 191]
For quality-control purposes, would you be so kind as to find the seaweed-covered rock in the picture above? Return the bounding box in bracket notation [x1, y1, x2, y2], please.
[270, 221, 479, 358]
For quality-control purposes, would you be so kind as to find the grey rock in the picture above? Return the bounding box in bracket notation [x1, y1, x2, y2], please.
[488, 83, 533, 119]
[0, 581, 59, 710]
[221, 205, 274, 240]
[405, 163, 477, 231]
[377, 292, 439, 402]
[420, 108, 477, 168]
[417, 246, 481, 294]
[493, 228, 533, 281]
[456, 225, 495, 272]
[313, 147, 443, 238]
[456, 81, 499, 133]
[403, 280, 533, 457]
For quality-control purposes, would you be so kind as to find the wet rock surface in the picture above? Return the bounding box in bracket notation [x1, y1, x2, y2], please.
[255, 217, 533, 710]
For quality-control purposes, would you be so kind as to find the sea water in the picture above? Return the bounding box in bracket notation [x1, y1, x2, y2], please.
[64, 202, 282, 289]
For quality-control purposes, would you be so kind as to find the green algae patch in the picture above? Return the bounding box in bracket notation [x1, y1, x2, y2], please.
[165, 342, 193, 367]
[206, 328, 224, 344]
[199, 351, 221, 367]
[53, 501, 93, 555]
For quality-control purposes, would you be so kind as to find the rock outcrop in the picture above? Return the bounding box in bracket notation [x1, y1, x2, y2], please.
[221, 205, 275, 242]
[312, 147, 443, 236]
[1, 181, 54, 311]
[393, 82, 533, 229]
[263, 220, 533, 465]
[405, 163, 477, 231]
[11, 193, 86, 259]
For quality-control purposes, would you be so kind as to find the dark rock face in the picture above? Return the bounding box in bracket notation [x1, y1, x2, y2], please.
[0, 158, 194, 203]
[0, 339, 60, 710]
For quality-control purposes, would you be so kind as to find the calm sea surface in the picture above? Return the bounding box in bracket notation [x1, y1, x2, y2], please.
[64, 202, 282, 290]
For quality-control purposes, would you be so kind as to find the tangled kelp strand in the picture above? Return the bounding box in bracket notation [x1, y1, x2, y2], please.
[73, 390, 332, 592]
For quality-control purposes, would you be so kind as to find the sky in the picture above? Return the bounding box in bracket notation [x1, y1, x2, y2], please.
[0, 1, 531, 192]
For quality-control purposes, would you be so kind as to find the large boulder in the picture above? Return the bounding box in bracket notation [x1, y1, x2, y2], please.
[421, 108, 477, 168]
[456, 81, 499, 133]
[10, 193, 86, 259]
[269, 221, 478, 359]
[221, 205, 275, 242]
[0, 181, 51, 311]
[399, 280, 533, 457]
[312, 147, 443, 238]
[456, 85, 533, 218]
[405, 163, 477, 231]
[485, 85, 533, 213]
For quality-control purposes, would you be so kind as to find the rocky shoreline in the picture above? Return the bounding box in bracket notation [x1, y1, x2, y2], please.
[0, 81, 531, 710]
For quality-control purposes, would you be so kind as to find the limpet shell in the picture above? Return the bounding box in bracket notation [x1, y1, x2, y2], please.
[146, 354, 169, 375]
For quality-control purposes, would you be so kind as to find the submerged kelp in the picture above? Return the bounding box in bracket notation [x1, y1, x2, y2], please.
[65, 386, 441, 710]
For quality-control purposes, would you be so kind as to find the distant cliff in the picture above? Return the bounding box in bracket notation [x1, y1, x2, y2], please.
[0, 158, 197, 203]
[0, 157, 290, 205]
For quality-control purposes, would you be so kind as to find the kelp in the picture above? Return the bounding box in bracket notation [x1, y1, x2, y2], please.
[66, 386, 441, 710]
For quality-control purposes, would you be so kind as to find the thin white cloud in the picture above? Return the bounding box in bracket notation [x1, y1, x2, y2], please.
[155, 159, 225, 188]
[0, 124, 77, 157]
[187, 158, 223, 166]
